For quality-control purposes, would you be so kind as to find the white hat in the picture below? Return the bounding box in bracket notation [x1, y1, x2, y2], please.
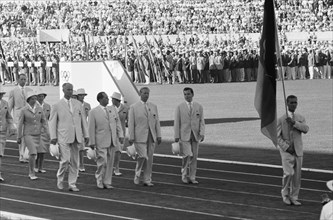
[111, 92, 122, 101]
[0, 87, 6, 94]
[22, 147, 29, 160]
[76, 88, 87, 96]
[327, 180, 333, 191]
[49, 143, 60, 159]
[86, 148, 96, 160]
[126, 144, 136, 159]
[171, 142, 180, 155]
[26, 90, 38, 102]
[72, 90, 78, 96]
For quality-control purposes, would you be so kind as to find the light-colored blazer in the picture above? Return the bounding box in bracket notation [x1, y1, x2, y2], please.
[128, 101, 161, 143]
[17, 104, 48, 138]
[0, 99, 15, 132]
[174, 101, 205, 142]
[82, 101, 91, 119]
[39, 102, 51, 120]
[8, 86, 33, 123]
[88, 105, 123, 149]
[116, 103, 129, 137]
[277, 113, 309, 156]
[49, 98, 89, 144]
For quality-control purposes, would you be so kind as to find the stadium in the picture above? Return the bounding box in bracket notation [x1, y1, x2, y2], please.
[0, 0, 332, 219]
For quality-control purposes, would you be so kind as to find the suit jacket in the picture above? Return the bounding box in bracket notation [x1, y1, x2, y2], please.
[49, 98, 89, 144]
[115, 103, 129, 137]
[39, 102, 51, 120]
[82, 101, 91, 119]
[0, 99, 15, 132]
[174, 101, 205, 142]
[128, 101, 161, 143]
[17, 104, 48, 138]
[8, 86, 33, 123]
[277, 113, 309, 156]
[88, 105, 123, 149]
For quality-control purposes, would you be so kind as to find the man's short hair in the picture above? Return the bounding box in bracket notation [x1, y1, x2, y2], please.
[62, 82, 73, 89]
[140, 87, 150, 93]
[97, 92, 106, 102]
[287, 95, 297, 102]
[183, 87, 194, 95]
[18, 73, 26, 79]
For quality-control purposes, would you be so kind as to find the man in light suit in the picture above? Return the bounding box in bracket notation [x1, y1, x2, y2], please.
[49, 83, 89, 192]
[128, 87, 161, 186]
[111, 92, 129, 176]
[277, 95, 309, 206]
[88, 92, 124, 189]
[0, 88, 16, 181]
[8, 74, 32, 162]
[174, 87, 205, 184]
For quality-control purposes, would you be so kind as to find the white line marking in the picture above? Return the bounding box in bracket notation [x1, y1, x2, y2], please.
[0, 197, 141, 220]
[0, 210, 49, 220]
[5, 143, 332, 174]
[3, 165, 323, 205]
[0, 183, 251, 220]
[2, 156, 328, 193]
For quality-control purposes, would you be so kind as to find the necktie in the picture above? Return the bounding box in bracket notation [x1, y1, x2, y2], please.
[21, 88, 25, 101]
[189, 102, 192, 115]
[290, 112, 294, 145]
[104, 107, 110, 121]
[144, 102, 149, 114]
[67, 100, 72, 113]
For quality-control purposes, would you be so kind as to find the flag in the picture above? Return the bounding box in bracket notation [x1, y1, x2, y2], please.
[254, 0, 278, 146]
[130, 34, 149, 83]
[144, 35, 158, 82]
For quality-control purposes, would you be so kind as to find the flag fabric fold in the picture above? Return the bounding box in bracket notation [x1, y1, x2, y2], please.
[254, 0, 278, 146]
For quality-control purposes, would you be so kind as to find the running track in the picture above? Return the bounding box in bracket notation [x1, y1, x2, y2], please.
[0, 141, 331, 220]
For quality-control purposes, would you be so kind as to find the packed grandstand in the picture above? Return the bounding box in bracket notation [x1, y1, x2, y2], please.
[0, 0, 332, 85]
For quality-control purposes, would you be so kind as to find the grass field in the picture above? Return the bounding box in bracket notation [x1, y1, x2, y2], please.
[1, 79, 332, 169]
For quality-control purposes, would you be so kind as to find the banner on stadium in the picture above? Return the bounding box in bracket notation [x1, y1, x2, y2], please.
[59, 60, 139, 108]
[37, 29, 70, 42]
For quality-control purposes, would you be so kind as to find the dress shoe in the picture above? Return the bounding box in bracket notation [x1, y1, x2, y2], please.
[79, 168, 85, 172]
[182, 178, 189, 184]
[57, 181, 64, 190]
[97, 183, 104, 189]
[283, 197, 291, 205]
[143, 182, 154, 187]
[114, 171, 122, 176]
[134, 176, 140, 185]
[0, 175, 4, 182]
[34, 168, 39, 173]
[69, 187, 80, 192]
[189, 180, 199, 184]
[290, 200, 302, 206]
[38, 169, 46, 173]
[104, 185, 114, 189]
[29, 175, 38, 180]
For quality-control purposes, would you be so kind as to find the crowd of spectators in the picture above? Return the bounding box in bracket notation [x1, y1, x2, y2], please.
[0, 0, 332, 37]
[0, 0, 332, 85]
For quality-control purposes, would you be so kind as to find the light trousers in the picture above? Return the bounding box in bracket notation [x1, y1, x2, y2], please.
[280, 151, 303, 201]
[95, 146, 115, 186]
[57, 141, 80, 188]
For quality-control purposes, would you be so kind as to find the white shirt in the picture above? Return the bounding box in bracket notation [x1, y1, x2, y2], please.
[28, 103, 36, 114]
[186, 101, 193, 110]
[63, 98, 72, 113]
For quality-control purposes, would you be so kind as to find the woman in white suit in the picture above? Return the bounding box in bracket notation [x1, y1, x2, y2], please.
[17, 91, 49, 180]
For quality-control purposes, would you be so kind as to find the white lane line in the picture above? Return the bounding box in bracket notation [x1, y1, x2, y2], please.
[5, 144, 332, 174]
[2, 158, 328, 193]
[0, 183, 251, 220]
[0, 197, 141, 220]
[3, 166, 322, 205]
[0, 211, 49, 220]
[4, 148, 330, 183]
